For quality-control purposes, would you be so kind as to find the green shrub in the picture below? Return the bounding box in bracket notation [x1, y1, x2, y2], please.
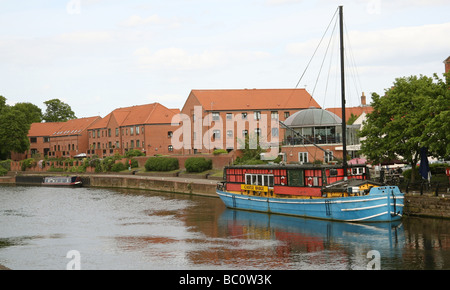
[111, 162, 127, 172]
[21, 158, 36, 171]
[0, 160, 11, 171]
[185, 157, 212, 173]
[213, 149, 228, 155]
[125, 149, 145, 157]
[129, 158, 139, 168]
[145, 157, 179, 172]
[0, 167, 7, 176]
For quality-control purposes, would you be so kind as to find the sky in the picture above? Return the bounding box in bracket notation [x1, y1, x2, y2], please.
[1, 0, 450, 119]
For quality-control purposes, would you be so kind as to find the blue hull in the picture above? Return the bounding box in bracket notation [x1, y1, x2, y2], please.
[217, 186, 404, 222]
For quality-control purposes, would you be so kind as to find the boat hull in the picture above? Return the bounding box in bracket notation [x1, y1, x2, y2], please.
[217, 186, 404, 222]
[42, 176, 82, 187]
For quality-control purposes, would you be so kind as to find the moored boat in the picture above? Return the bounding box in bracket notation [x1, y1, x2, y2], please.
[42, 176, 82, 187]
[216, 164, 403, 222]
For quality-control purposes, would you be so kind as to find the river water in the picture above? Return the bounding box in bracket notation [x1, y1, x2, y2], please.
[1, 185, 450, 270]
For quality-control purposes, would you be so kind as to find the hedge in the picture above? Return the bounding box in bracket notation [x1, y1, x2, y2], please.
[145, 157, 179, 172]
[111, 162, 127, 172]
[185, 157, 212, 173]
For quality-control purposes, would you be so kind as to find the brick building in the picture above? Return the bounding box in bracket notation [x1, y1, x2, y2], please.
[10, 122, 63, 160]
[11, 117, 101, 160]
[48, 117, 101, 158]
[87, 103, 180, 157]
[178, 89, 320, 154]
[445, 56, 450, 74]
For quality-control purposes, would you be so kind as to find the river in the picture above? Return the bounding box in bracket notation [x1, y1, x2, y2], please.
[1, 185, 450, 270]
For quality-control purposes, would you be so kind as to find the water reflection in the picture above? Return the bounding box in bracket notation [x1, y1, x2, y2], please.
[1, 186, 450, 269]
[213, 209, 404, 269]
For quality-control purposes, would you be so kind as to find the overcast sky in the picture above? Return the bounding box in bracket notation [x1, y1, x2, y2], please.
[1, 0, 449, 118]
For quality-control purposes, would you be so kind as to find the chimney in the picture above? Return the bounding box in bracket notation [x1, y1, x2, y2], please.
[445, 56, 450, 74]
[361, 92, 366, 106]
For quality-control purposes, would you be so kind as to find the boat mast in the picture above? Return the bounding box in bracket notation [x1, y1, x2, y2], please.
[339, 5, 348, 178]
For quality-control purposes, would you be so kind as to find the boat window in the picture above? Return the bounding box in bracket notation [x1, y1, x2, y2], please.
[245, 174, 275, 187]
[246, 174, 252, 185]
[329, 169, 338, 176]
[257, 175, 263, 186]
[288, 170, 304, 187]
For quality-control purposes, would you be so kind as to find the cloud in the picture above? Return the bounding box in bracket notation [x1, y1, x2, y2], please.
[286, 22, 450, 66]
[59, 31, 113, 43]
[133, 47, 270, 71]
[120, 14, 162, 27]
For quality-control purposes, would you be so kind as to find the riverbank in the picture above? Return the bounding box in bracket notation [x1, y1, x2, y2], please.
[2, 171, 219, 197]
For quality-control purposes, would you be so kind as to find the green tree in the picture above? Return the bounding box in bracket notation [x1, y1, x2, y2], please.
[13, 102, 43, 123]
[0, 107, 30, 158]
[0, 95, 6, 114]
[360, 73, 449, 182]
[43, 99, 76, 122]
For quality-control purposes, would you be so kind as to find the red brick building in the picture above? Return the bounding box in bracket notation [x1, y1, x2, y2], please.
[11, 122, 63, 160]
[48, 117, 101, 158]
[445, 56, 450, 74]
[178, 89, 321, 154]
[11, 117, 101, 160]
[87, 103, 180, 157]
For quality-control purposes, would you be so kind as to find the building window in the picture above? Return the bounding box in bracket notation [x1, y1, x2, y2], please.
[168, 131, 173, 138]
[30, 137, 37, 143]
[130, 140, 134, 148]
[226, 113, 232, 120]
[284, 112, 290, 119]
[254, 111, 261, 120]
[130, 127, 134, 135]
[227, 130, 233, 138]
[212, 112, 220, 121]
[272, 128, 279, 137]
[108, 128, 111, 137]
[271, 111, 278, 120]
[168, 145, 173, 152]
[213, 130, 221, 140]
[255, 128, 261, 137]
[136, 126, 140, 135]
[324, 151, 333, 163]
[115, 128, 119, 137]
[136, 140, 140, 148]
[116, 141, 120, 148]
[242, 130, 248, 137]
[299, 152, 308, 164]
[242, 112, 247, 119]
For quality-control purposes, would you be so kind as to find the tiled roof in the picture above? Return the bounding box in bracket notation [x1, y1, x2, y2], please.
[50, 117, 101, 137]
[28, 122, 64, 137]
[188, 89, 321, 111]
[326, 106, 374, 122]
[28, 117, 101, 137]
[88, 103, 180, 130]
